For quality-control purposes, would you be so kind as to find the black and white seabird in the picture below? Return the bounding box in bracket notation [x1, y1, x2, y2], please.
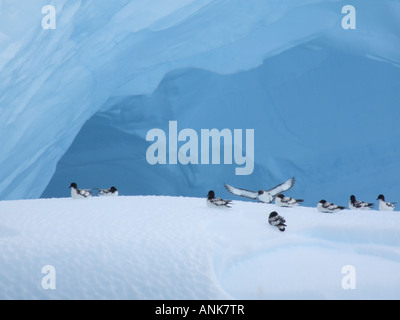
[377, 194, 396, 211]
[317, 200, 346, 213]
[349, 195, 374, 210]
[69, 182, 92, 199]
[207, 190, 232, 208]
[268, 211, 286, 232]
[97, 186, 119, 197]
[224, 177, 295, 204]
[275, 194, 304, 208]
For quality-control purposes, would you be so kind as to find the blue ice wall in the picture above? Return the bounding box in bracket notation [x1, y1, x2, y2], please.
[1, 0, 400, 203]
[42, 46, 400, 206]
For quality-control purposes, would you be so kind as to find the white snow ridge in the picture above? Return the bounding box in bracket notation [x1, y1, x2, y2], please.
[0, 196, 399, 300]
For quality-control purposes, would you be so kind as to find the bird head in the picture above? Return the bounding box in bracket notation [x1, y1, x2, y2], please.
[269, 211, 278, 218]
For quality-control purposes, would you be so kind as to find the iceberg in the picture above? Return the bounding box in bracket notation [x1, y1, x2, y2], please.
[1, 195, 400, 299]
[0, 0, 399, 204]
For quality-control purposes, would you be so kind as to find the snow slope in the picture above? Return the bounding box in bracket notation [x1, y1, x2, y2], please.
[0, 195, 399, 300]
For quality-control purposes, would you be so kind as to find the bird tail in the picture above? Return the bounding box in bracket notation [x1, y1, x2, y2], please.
[277, 224, 286, 232]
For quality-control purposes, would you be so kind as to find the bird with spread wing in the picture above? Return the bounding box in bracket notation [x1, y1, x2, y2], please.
[224, 177, 295, 204]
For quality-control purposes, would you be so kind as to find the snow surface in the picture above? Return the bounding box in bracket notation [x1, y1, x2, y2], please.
[1, 1, 400, 203]
[0, 195, 399, 300]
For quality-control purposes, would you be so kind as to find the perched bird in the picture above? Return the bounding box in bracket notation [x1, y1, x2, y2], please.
[224, 177, 295, 204]
[377, 194, 395, 211]
[97, 186, 119, 197]
[349, 195, 374, 210]
[268, 211, 287, 232]
[275, 194, 304, 208]
[207, 190, 232, 208]
[317, 200, 346, 213]
[69, 182, 92, 199]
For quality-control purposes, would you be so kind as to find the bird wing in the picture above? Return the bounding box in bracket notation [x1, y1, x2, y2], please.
[353, 201, 364, 208]
[268, 216, 279, 226]
[323, 202, 334, 209]
[99, 188, 111, 195]
[79, 189, 92, 197]
[270, 216, 287, 227]
[88, 187, 108, 195]
[224, 184, 258, 200]
[211, 198, 232, 207]
[359, 201, 374, 208]
[281, 196, 295, 205]
[266, 177, 295, 197]
[331, 203, 345, 210]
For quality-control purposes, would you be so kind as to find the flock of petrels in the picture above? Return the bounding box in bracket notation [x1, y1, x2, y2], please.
[206, 178, 396, 232]
[68, 178, 395, 233]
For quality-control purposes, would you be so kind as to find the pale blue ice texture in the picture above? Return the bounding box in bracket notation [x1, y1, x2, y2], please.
[1, 0, 400, 205]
